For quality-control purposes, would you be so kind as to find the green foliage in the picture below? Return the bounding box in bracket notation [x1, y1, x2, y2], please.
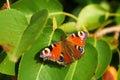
[11, 0, 64, 24]
[0, 9, 28, 62]
[87, 37, 112, 79]
[0, 0, 120, 80]
[77, 4, 108, 30]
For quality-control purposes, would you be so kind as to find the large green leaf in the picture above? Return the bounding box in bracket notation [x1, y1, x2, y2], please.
[95, 40, 112, 79]
[77, 4, 108, 30]
[0, 9, 28, 62]
[18, 27, 98, 80]
[18, 24, 54, 80]
[0, 51, 16, 75]
[13, 9, 49, 61]
[87, 37, 112, 79]
[0, 9, 48, 62]
[11, 0, 64, 25]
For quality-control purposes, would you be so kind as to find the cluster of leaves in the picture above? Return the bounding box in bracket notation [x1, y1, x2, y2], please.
[0, 0, 120, 80]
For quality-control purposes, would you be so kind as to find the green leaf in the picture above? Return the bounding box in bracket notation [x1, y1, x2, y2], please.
[13, 9, 49, 61]
[0, 9, 48, 62]
[115, 6, 120, 24]
[18, 27, 98, 80]
[0, 9, 28, 62]
[95, 40, 112, 79]
[11, 0, 64, 25]
[0, 51, 16, 75]
[59, 22, 77, 33]
[77, 4, 108, 30]
[87, 37, 112, 79]
[52, 29, 66, 43]
[18, 23, 54, 80]
[100, 1, 110, 11]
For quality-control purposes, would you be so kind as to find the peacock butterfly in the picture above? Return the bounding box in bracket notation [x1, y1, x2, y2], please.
[40, 31, 87, 66]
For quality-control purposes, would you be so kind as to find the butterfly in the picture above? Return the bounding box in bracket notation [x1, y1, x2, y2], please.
[40, 31, 87, 66]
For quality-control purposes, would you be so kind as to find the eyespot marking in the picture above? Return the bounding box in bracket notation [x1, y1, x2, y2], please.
[75, 45, 84, 54]
[77, 31, 87, 39]
[58, 56, 64, 62]
[41, 48, 51, 58]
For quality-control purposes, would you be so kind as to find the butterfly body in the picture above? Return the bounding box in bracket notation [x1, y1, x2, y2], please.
[40, 31, 87, 66]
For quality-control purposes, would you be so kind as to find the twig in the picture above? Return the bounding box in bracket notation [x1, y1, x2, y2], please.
[6, 0, 10, 9]
[114, 32, 119, 40]
[95, 25, 120, 38]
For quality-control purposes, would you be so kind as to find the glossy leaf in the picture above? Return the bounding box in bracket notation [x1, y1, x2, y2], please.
[95, 40, 112, 79]
[115, 6, 120, 24]
[18, 27, 98, 80]
[0, 9, 48, 62]
[0, 51, 16, 75]
[59, 22, 77, 33]
[100, 1, 110, 11]
[77, 4, 108, 30]
[18, 24, 54, 80]
[11, 0, 64, 25]
[87, 37, 112, 79]
[0, 9, 28, 62]
[13, 9, 49, 62]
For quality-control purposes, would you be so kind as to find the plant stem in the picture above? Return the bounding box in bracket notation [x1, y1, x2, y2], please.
[49, 12, 78, 21]
[6, 0, 10, 9]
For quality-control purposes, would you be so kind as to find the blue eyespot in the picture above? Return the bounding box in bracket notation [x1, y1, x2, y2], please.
[58, 56, 64, 62]
[78, 46, 83, 53]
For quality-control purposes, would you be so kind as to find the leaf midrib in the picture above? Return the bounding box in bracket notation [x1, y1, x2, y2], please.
[64, 61, 78, 80]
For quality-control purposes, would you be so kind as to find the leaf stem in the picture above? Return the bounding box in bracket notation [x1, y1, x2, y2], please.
[106, 12, 120, 17]
[52, 17, 57, 30]
[49, 12, 78, 21]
